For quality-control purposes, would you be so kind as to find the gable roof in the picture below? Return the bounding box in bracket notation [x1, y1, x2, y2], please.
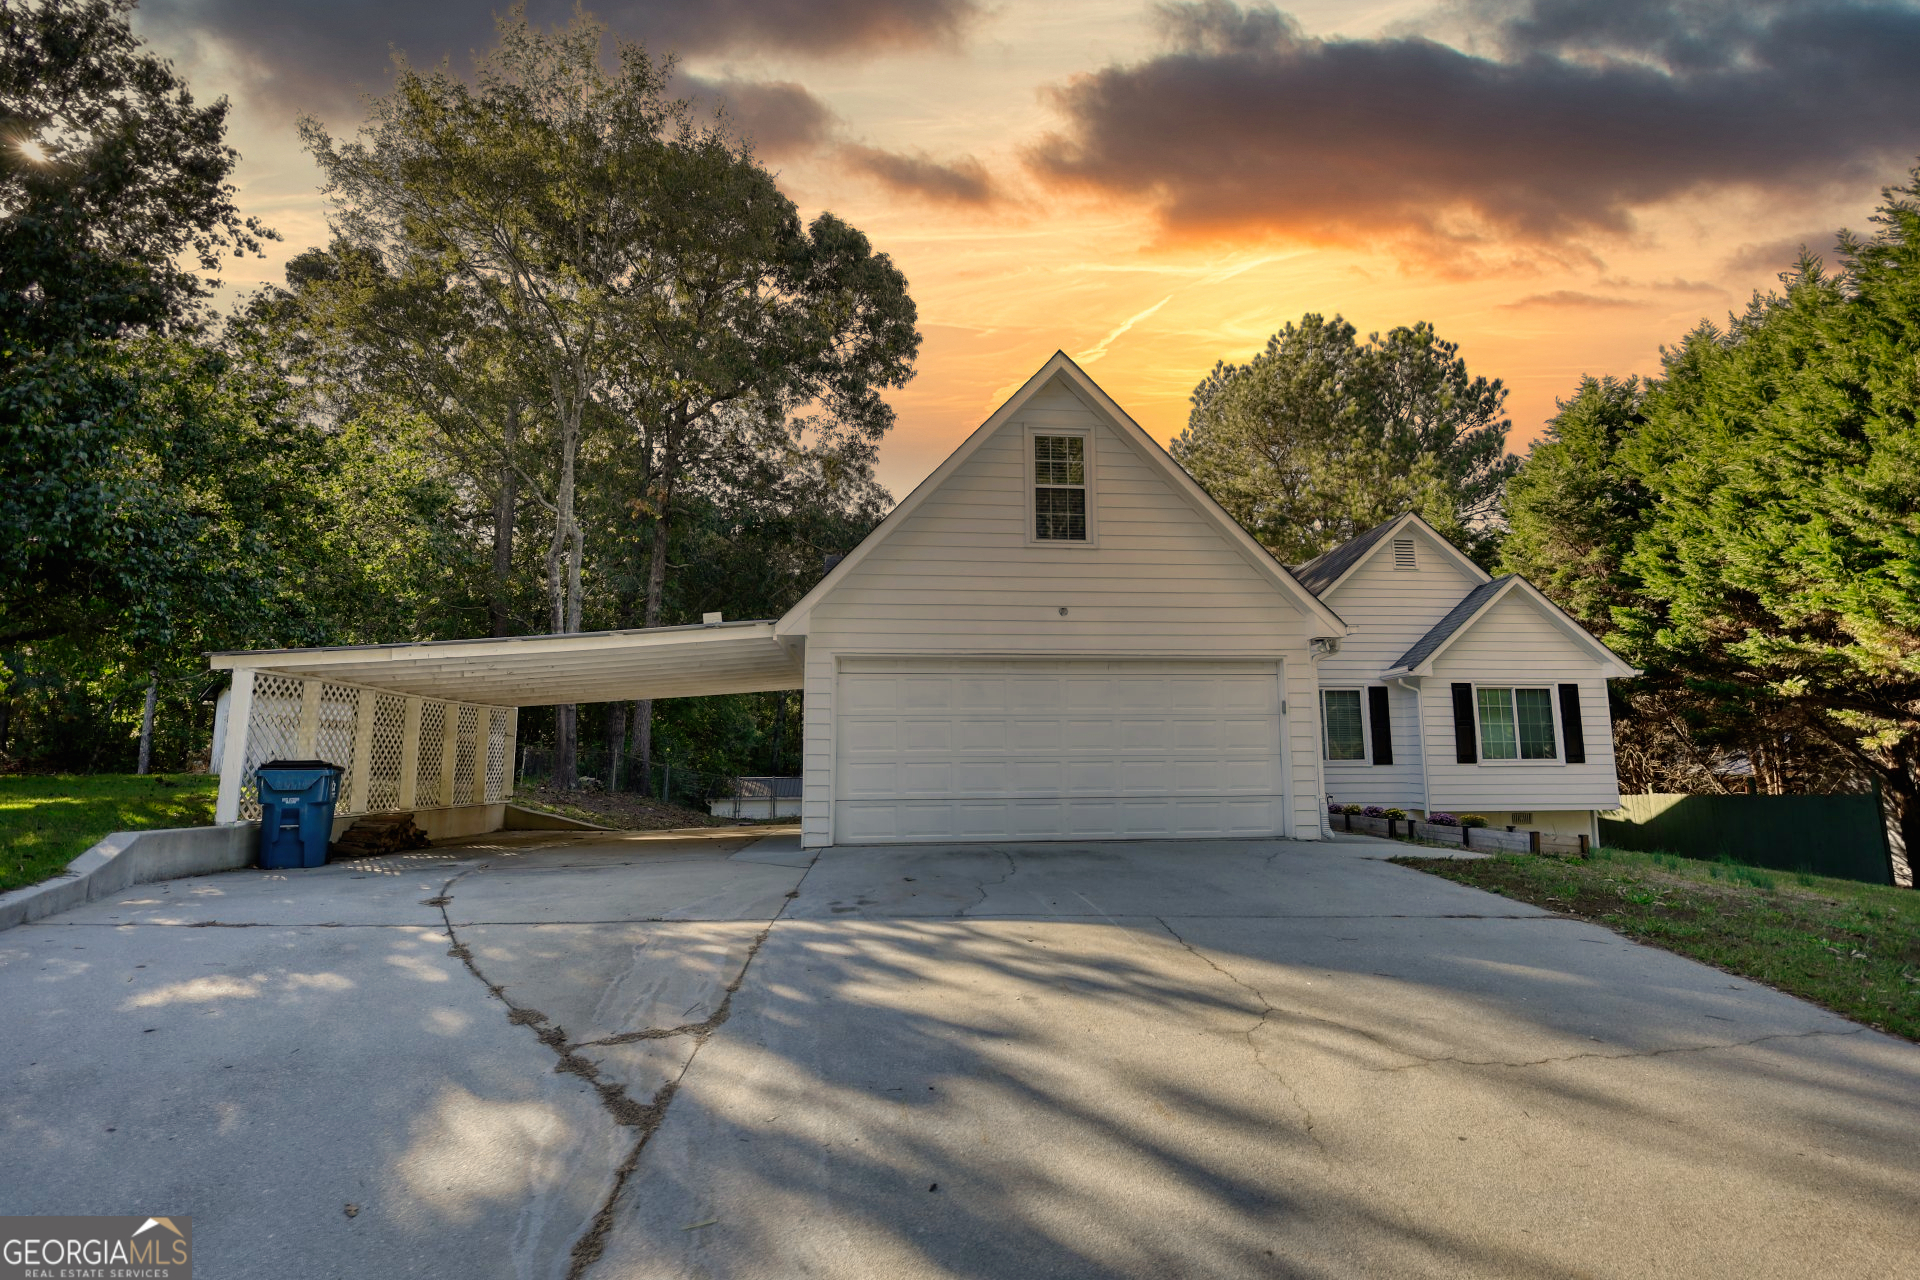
[776, 351, 1348, 638]
[1290, 512, 1491, 598]
[1383, 575, 1638, 678]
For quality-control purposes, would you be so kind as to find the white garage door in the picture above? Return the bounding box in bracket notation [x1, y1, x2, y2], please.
[833, 658, 1286, 844]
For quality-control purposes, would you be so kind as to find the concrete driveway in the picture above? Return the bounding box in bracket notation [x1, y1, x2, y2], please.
[3, 832, 1916, 1278]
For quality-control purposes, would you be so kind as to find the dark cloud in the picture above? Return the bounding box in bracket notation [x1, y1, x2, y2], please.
[840, 144, 999, 204]
[1026, 0, 1920, 249]
[1498, 290, 1648, 309]
[678, 75, 838, 158]
[1721, 231, 1841, 273]
[136, 0, 978, 118]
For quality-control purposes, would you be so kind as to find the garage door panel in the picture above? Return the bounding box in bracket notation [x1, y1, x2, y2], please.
[1008, 720, 1062, 752]
[953, 761, 1010, 792]
[954, 678, 1004, 711]
[901, 719, 953, 752]
[840, 762, 900, 797]
[900, 678, 953, 711]
[835, 662, 1285, 844]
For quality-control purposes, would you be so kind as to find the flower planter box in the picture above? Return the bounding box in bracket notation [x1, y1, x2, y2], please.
[1409, 821, 1465, 846]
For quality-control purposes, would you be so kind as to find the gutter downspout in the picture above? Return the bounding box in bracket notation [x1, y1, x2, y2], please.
[1392, 675, 1431, 818]
[1309, 637, 1341, 838]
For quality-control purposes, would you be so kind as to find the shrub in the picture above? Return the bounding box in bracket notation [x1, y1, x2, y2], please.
[1341, 803, 1363, 815]
[1426, 812, 1460, 827]
[1383, 807, 1407, 820]
[1362, 805, 1386, 817]
[1327, 801, 1343, 814]
[1459, 814, 1490, 829]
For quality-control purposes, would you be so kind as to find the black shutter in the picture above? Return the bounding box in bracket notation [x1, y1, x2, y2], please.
[1451, 683, 1477, 763]
[1368, 686, 1393, 765]
[1559, 683, 1586, 764]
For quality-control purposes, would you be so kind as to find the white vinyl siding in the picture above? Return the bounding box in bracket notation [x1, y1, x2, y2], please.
[1421, 592, 1621, 811]
[1316, 524, 1482, 808]
[799, 376, 1322, 846]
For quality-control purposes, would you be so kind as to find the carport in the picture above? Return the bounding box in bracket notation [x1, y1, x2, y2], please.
[209, 619, 802, 836]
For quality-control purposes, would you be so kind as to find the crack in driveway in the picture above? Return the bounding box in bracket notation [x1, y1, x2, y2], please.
[414, 846, 817, 1280]
[955, 847, 1018, 918]
[1155, 916, 1329, 1158]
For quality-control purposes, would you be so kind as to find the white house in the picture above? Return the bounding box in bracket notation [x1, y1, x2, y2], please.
[777, 352, 1346, 847]
[208, 351, 1635, 850]
[1294, 512, 1638, 840]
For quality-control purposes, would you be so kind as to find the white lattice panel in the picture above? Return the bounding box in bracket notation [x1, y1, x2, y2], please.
[365, 692, 407, 812]
[416, 702, 446, 807]
[239, 674, 305, 821]
[315, 683, 359, 768]
[453, 705, 480, 805]
[484, 708, 512, 802]
[223, 670, 514, 824]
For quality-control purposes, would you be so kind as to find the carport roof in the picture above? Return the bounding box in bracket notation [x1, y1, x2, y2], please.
[208, 620, 803, 707]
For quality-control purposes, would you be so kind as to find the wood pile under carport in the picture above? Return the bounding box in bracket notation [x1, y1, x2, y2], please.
[329, 813, 433, 859]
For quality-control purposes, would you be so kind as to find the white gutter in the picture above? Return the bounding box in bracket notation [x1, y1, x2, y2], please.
[1392, 675, 1432, 818]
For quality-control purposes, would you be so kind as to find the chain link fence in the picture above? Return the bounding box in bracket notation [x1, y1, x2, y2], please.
[515, 746, 793, 814]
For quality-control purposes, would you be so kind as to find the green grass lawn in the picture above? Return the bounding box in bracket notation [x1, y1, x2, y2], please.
[1395, 846, 1920, 1042]
[0, 774, 219, 893]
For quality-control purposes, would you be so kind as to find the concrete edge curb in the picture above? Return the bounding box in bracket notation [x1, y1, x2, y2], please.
[0, 823, 260, 933]
[500, 803, 616, 832]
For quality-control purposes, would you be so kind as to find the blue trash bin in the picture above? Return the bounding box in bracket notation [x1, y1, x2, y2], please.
[255, 760, 345, 869]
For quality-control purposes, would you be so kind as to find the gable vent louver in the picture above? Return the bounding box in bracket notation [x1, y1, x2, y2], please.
[1392, 537, 1417, 570]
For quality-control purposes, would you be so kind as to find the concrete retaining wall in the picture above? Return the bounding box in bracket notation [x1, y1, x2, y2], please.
[0, 824, 259, 933]
[327, 803, 509, 842]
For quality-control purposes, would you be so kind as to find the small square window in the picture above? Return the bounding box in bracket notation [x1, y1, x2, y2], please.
[1034, 435, 1087, 541]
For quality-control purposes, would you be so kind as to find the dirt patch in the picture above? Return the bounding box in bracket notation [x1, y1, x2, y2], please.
[512, 785, 741, 831]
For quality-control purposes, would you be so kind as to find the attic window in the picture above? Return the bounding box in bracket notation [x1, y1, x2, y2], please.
[1392, 537, 1417, 570]
[1034, 435, 1087, 541]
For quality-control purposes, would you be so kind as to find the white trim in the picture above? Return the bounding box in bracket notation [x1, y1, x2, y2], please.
[777, 352, 1348, 639]
[1023, 423, 1099, 547]
[1315, 513, 1490, 599]
[211, 619, 782, 671]
[1384, 576, 1639, 679]
[214, 670, 255, 824]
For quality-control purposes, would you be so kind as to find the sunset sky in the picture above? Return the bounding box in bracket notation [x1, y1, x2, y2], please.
[134, 0, 1920, 498]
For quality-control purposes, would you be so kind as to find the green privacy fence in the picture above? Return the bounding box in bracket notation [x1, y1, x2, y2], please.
[1599, 792, 1895, 886]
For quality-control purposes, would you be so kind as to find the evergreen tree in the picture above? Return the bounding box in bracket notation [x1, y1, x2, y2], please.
[1174, 315, 1516, 565]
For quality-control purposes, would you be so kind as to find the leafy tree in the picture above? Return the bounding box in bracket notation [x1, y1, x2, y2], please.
[1174, 315, 1516, 564]
[1500, 376, 1651, 633]
[245, 242, 541, 639]
[1614, 188, 1920, 861]
[1502, 167, 1920, 868]
[302, 6, 918, 782]
[1502, 373, 1860, 796]
[1, 0, 277, 654]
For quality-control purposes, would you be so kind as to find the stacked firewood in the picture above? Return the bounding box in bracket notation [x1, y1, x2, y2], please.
[329, 813, 433, 859]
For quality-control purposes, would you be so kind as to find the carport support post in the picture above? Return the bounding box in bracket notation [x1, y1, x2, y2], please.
[296, 679, 322, 757]
[398, 698, 422, 810]
[439, 705, 460, 807]
[346, 691, 376, 814]
[214, 669, 256, 824]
